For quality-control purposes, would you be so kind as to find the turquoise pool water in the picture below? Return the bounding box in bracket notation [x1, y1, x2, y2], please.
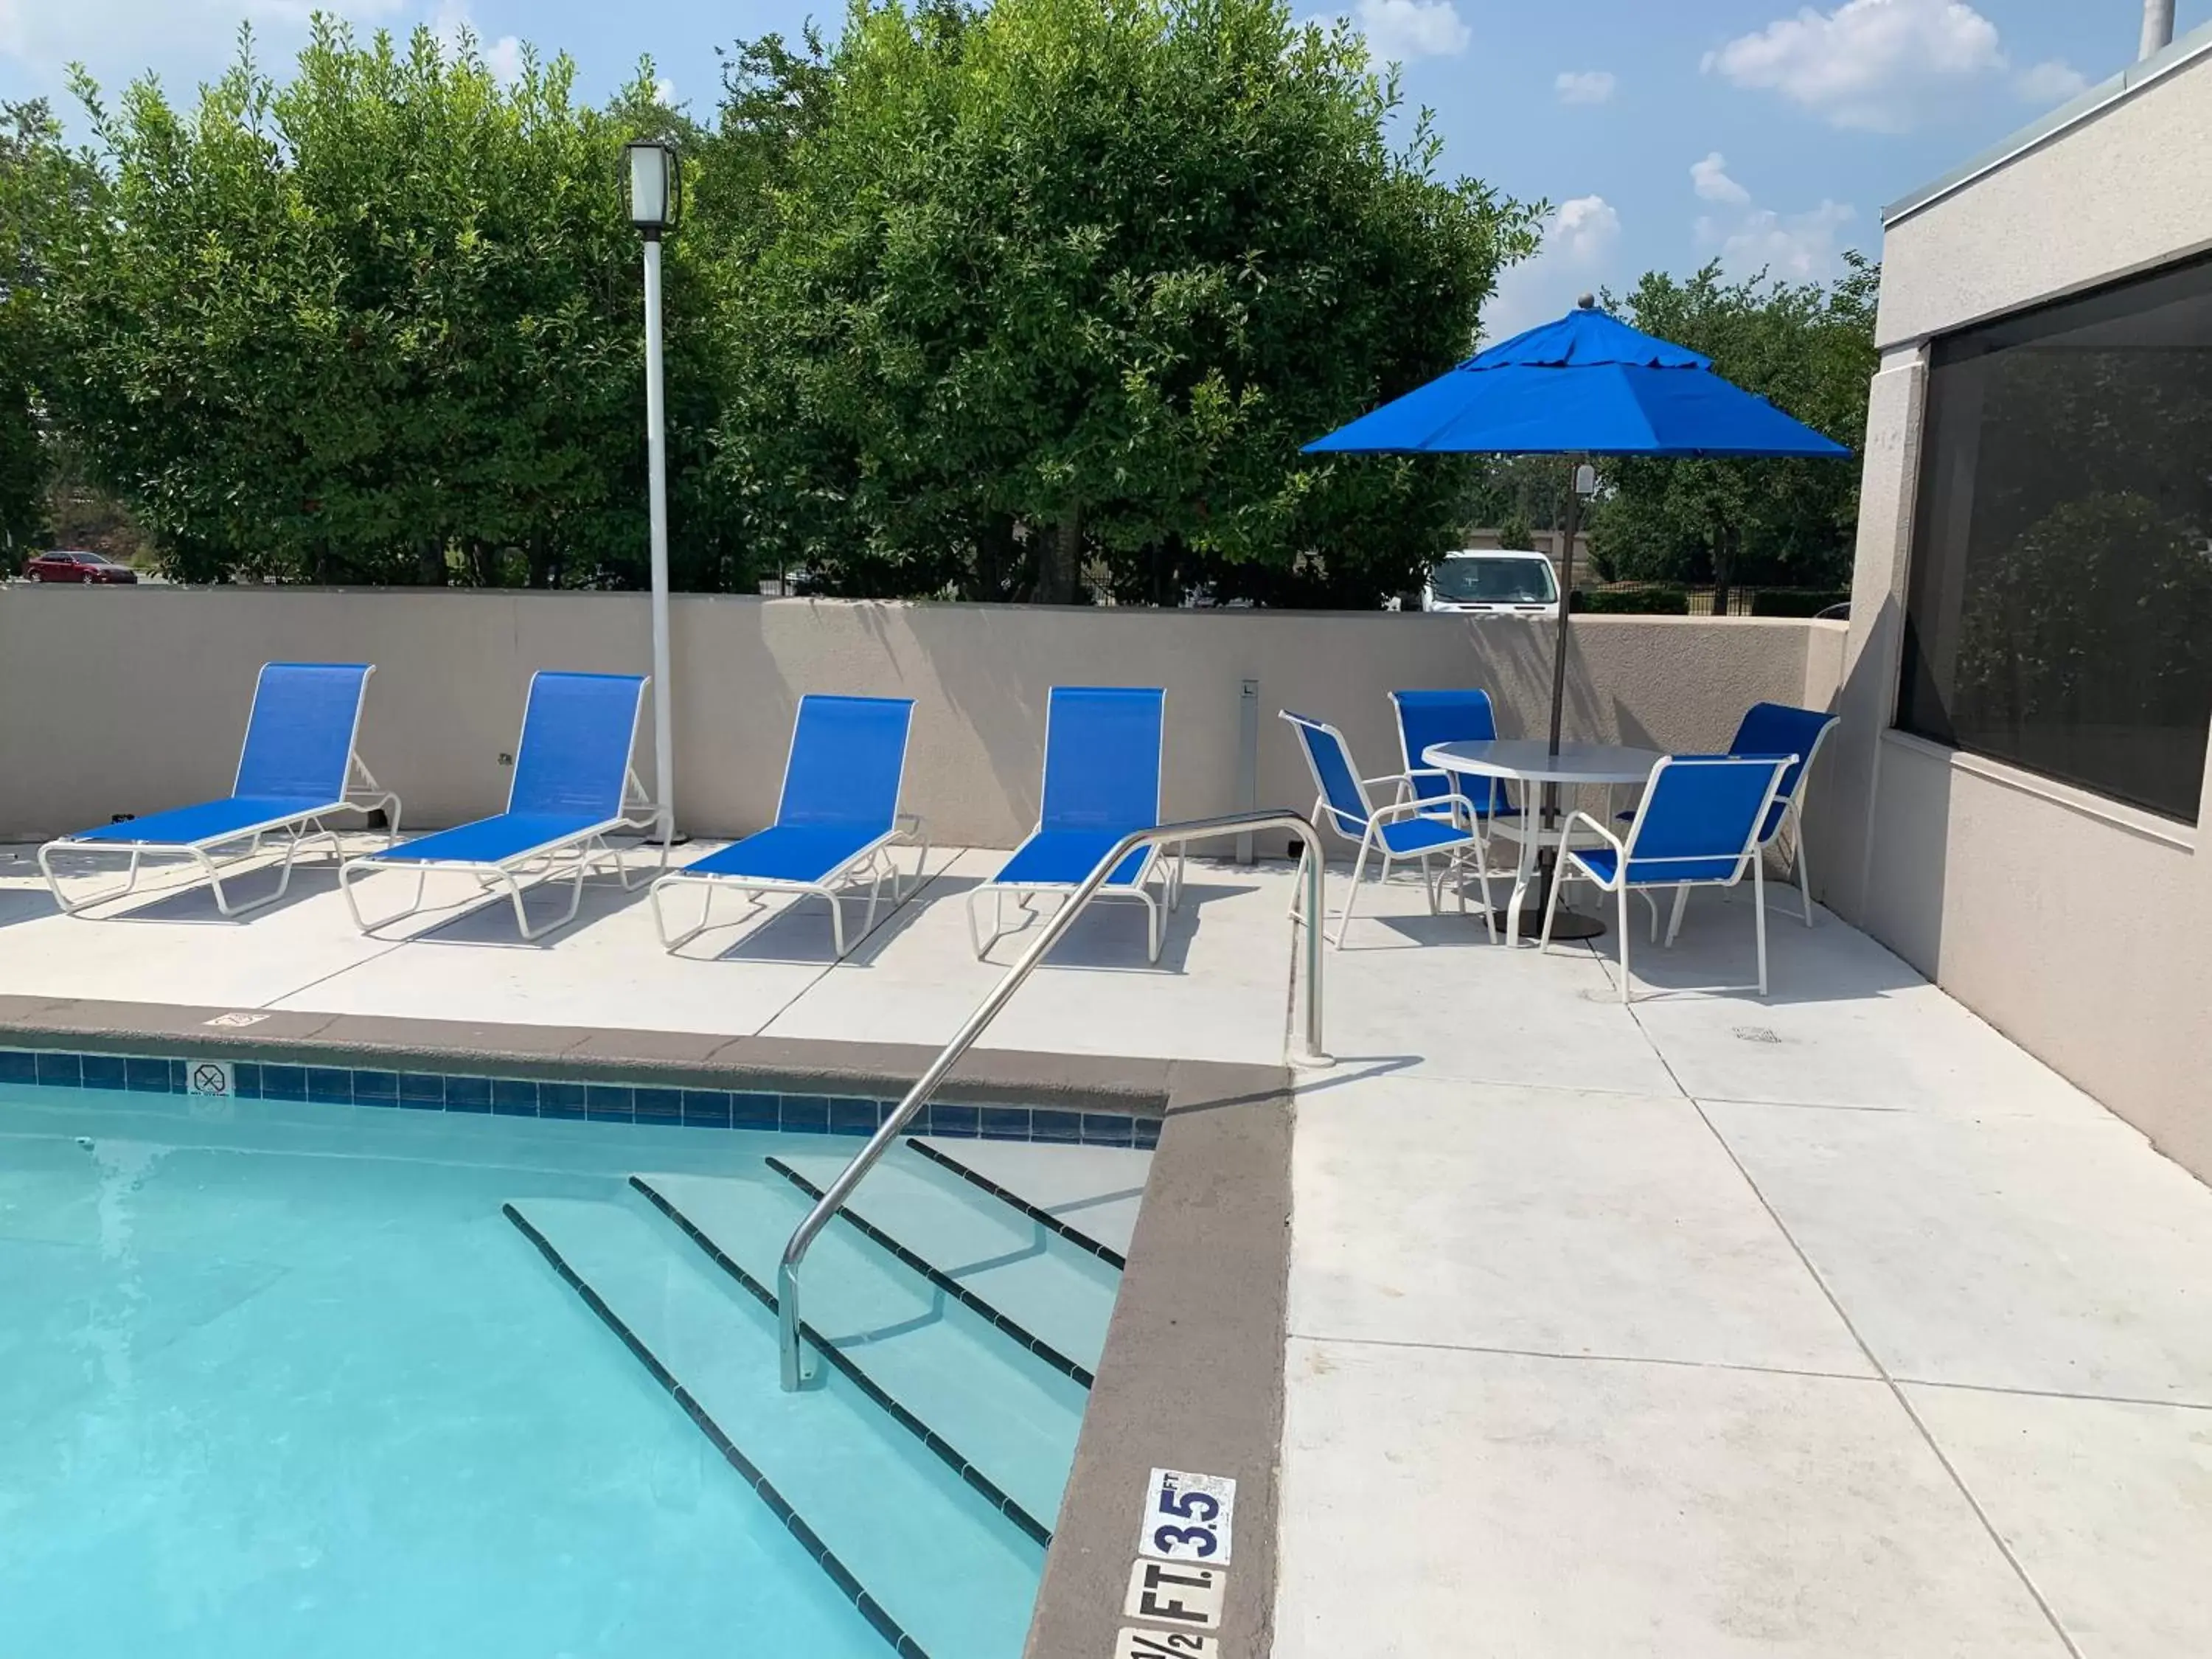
[0, 1082, 946, 1658]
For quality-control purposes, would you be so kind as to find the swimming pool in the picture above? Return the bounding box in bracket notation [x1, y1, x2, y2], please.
[0, 1070, 1129, 1657]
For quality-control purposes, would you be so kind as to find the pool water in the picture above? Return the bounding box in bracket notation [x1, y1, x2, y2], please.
[0, 1082, 1093, 1658]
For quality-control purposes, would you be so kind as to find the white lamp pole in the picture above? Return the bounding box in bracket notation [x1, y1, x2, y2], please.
[626, 139, 681, 844]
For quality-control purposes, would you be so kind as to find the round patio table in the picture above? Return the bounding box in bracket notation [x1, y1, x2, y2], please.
[1422, 738, 1663, 944]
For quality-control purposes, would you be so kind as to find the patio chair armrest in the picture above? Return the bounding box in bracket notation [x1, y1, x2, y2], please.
[1368, 793, 1484, 830]
[1557, 808, 1624, 858]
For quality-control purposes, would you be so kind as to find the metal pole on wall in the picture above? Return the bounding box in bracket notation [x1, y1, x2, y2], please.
[642, 231, 676, 844]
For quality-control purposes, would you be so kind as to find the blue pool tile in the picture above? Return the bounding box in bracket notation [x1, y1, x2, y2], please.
[829, 1097, 881, 1137]
[1031, 1108, 1082, 1144]
[307, 1067, 352, 1105]
[779, 1094, 829, 1135]
[1081, 1113, 1135, 1147]
[538, 1081, 586, 1120]
[1132, 1118, 1162, 1150]
[491, 1079, 540, 1116]
[397, 1071, 445, 1108]
[260, 1064, 308, 1102]
[633, 1087, 682, 1124]
[979, 1106, 1031, 1142]
[682, 1090, 732, 1129]
[232, 1060, 264, 1099]
[169, 1058, 189, 1092]
[444, 1075, 491, 1113]
[80, 1054, 128, 1092]
[730, 1092, 780, 1131]
[585, 1084, 633, 1122]
[0, 1050, 37, 1086]
[925, 1102, 978, 1138]
[125, 1057, 173, 1094]
[351, 1070, 399, 1106]
[35, 1051, 82, 1088]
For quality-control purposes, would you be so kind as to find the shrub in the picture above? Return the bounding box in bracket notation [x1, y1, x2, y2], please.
[1574, 585, 1688, 616]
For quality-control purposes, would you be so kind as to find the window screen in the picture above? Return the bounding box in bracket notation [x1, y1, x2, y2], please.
[1896, 254, 2212, 823]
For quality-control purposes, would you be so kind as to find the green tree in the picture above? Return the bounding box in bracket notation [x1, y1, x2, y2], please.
[715, 0, 1540, 605]
[1587, 255, 1876, 605]
[0, 99, 77, 556]
[42, 21, 739, 588]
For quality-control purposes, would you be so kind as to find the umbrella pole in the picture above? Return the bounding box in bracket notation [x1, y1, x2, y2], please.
[1530, 460, 1606, 940]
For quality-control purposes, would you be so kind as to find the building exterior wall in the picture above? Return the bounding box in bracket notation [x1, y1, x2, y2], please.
[0, 588, 1829, 857]
[1828, 40, 2212, 1180]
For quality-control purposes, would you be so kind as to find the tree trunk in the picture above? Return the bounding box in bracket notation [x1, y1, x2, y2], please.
[526, 535, 554, 590]
[417, 540, 446, 586]
[1035, 503, 1082, 605]
[1711, 526, 1735, 617]
[975, 512, 1017, 601]
[467, 541, 498, 588]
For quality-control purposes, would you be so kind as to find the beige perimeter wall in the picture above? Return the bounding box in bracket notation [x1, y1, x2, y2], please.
[0, 587, 1834, 858]
[1824, 42, 2212, 1182]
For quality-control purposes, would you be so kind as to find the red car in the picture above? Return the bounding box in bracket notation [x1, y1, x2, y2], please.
[23, 550, 139, 584]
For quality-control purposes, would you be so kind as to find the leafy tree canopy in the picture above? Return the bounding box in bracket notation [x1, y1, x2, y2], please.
[711, 0, 1541, 605]
[1585, 255, 1877, 601]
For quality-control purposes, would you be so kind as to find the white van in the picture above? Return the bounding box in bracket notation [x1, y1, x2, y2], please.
[1421, 549, 1561, 618]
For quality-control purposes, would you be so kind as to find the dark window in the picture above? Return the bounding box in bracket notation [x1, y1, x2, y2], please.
[1897, 253, 2212, 823]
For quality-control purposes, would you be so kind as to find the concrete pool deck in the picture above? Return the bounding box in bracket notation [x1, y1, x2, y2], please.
[5, 838, 2210, 1657]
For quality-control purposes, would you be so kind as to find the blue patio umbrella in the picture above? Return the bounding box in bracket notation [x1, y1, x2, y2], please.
[1305, 296, 1851, 933]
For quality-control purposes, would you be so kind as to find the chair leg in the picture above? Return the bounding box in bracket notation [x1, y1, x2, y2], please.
[1666, 883, 1689, 947]
[1753, 853, 1770, 996]
[1470, 832, 1496, 944]
[1537, 860, 1567, 956]
[1331, 838, 1372, 950]
[1795, 827, 1815, 927]
[1616, 883, 1633, 1004]
[829, 888, 849, 957]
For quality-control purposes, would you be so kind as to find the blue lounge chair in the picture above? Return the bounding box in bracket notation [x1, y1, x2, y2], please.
[38, 661, 398, 919]
[340, 671, 656, 940]
[1282, 709, 1493, 947]
[648, 695, 926, 956]
[967, 686, 1179, 964]
[1543, 753, 1795, 1002]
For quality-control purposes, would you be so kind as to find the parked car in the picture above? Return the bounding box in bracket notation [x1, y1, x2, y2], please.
[24, 550, 139, 584]
[1421, 549, 1559, 618]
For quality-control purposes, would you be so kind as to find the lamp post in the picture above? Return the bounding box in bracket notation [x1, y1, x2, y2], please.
[624, 139, 682, 845]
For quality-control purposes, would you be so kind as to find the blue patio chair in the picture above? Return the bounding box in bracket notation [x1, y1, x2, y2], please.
[38, 661, 399, 919]
[648, 695, 926, 957]
[1543, 753, 1795, 1003]
[1388, 688, 1523, 827]
[1731, 701, 1839, 925]
[340, 671, 657, 940]
[1281, 709, 1493, 947]
[967, 686, 1179, 963]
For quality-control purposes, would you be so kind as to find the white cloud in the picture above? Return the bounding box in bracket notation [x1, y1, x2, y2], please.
[2015, 58, 2088, 103]
[653, 76, 676, 105]
[1697, 199, 1857, 281]
[1484, 194, 1621, 341]
[1554, 69, 1616, 105]
[1690, 152, 1750, 206]
[0, 0, 403, 73]
[433, 1, 523, 83]
[1355, 0, 1470, 62]
[1703, 0, 2006, 132]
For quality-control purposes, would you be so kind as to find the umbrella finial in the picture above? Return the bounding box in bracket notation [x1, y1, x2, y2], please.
[1576, 292, 1596, 309]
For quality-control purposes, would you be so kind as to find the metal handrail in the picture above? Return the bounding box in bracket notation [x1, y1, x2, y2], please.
[776, 809, 1332, 1389]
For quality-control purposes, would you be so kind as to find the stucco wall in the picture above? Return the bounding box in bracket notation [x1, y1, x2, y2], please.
[0, 588, 1826, 855]
[1828, 56, 2212, 1181]
[1876, 43, 2212, 350]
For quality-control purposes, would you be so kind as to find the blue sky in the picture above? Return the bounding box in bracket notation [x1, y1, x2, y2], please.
[3, 0, 2204, 336]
